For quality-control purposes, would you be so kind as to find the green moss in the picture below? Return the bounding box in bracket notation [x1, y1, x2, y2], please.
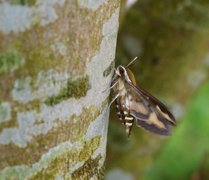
[71, 155, 104, 179]
[0, 102, 11, 123]
[29, 136, 103, 179]
[71, 137, 105, 179]
[103, 61, 115, 77]
[45, 76, 91, 106]
[9, 0, 36, 6]
[0, 50, 24, 74]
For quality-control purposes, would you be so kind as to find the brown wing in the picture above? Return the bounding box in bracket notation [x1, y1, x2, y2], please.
[125, 81, 176, 136]
[136, 85, 176, 124]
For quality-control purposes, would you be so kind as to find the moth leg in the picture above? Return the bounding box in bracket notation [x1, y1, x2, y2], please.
[108, 93, 120, 109]
[102, 80, 119, 93]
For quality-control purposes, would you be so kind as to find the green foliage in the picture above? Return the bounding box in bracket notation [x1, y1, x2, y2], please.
[144, 82, 209, 180]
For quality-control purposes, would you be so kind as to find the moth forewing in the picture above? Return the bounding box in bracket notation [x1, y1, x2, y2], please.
[128, 82, 176, 135]
[110, 59, 176, 137]
[135, 85, 176, 125]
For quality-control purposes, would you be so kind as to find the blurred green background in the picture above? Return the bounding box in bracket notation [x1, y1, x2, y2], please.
[106, 1, 209, 180]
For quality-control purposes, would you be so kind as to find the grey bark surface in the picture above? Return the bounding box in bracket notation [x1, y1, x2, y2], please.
[0, 1, 120, 179]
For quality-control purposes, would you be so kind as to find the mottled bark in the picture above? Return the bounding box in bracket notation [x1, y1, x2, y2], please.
[0, 1, 120, 179]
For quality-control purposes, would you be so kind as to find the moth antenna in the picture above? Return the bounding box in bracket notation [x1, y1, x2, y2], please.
[126, 56, 138, 68]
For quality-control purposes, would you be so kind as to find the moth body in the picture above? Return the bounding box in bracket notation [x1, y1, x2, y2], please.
[110, 61, 176, 137]
[112, 65, 137, 137]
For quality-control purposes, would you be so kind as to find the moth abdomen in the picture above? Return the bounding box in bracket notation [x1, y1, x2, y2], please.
[124, 116, 134, 126]
[115, 100, 134, 137]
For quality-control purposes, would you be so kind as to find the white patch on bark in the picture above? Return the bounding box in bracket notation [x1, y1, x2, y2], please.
[0, 102, 11, 123]
[51, 42, 67, 56]
[12, 70, 70, 104]
[78, 0, 108, 11]
[12, 76, 33, 104]
[85, 106, 108, 140]
[35, 70, 70, 99]
[0, 0, 66, 34]
[0, 110, 36, 146]
[0, 2, 32, 34]
[35, 0, 65, 26]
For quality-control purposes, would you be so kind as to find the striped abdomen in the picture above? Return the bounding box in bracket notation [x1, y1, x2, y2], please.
[115, 96, 134, 137]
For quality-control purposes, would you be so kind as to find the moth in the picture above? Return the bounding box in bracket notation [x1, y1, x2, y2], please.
[109, 57, 176, 137]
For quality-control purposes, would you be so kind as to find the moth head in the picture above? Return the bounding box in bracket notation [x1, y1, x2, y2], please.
[115, 65, 137, 85]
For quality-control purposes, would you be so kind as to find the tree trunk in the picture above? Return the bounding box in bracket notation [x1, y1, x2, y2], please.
[0, 1, 120, 179]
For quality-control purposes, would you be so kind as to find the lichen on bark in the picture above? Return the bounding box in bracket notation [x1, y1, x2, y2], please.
[0, 0, 120, 179]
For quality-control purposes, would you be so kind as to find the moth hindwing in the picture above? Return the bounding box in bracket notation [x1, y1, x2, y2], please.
[110, 57, 176, 137]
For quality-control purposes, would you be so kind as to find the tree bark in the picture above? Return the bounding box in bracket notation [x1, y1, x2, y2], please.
[0, 1, 120, 179]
